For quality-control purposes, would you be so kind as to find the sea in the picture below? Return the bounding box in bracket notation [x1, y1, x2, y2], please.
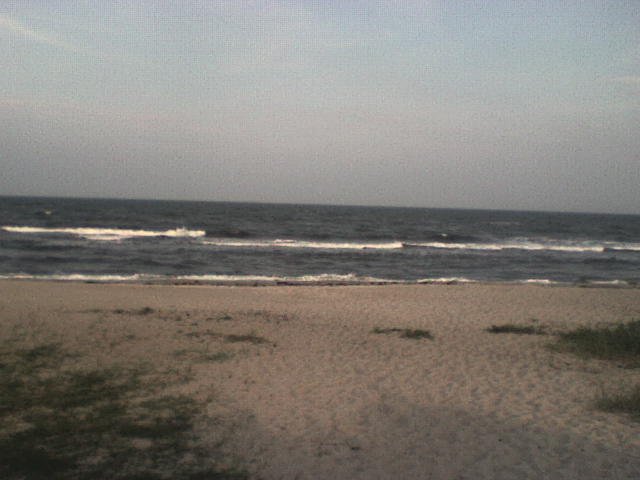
[1, 196, 639, 287]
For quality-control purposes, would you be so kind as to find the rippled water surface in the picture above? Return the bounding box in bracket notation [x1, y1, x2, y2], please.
[1, 196, 639, 285]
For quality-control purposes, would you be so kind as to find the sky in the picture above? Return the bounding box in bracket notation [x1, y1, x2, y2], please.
[1, 1, 639, 214]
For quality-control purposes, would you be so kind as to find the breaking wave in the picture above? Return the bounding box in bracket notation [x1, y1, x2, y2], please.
[1, 226, 205, 241]
[201, 239, 405, 250]
[402, 240, 640, 253]
[4, 226, 640, 254]
[0, 272, 399, 284]
[416, 277, 476, 284]
[0, 273, 146, 282]
[0, 273, 633, 287]
[201, 237, 640, 253]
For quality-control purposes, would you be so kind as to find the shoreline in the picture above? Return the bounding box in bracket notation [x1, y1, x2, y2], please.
[1, 277, 638, 288]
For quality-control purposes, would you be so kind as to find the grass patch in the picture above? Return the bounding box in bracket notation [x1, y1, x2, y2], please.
[203, 351, 234, 362]
[372, 328, 433, 340]
[224, 334, 268, 344]
[486, 324, 546, 335]
[401, 329, 434, 340]
[372, 327, 404, 334]
[596, 385, 640, 420]
[173, 349, 233, 363]
[0, 340, 246, 480]
[554, 319, 640, 362]
[112, 307, 155, 316]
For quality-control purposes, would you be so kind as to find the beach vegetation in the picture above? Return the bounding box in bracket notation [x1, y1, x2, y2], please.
[173, 349, 233, 363]
[202, 351, 234, 362]
[596, 385, 640, 420]
[185, 330, 221, 339]
[372, 327, 403, 334]
[224, 333, 269, 344]
[112, 307, 155, 316]
[372, 328, 433, 340]
[554, 319, 640, 362]
[182, 330, 270, 344]
[0, 340, 246, 480]
[486, 324, 546, 335]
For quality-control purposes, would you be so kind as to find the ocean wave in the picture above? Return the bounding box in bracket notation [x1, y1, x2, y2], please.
[520, 279, 560, 285]
[201, 237, 640, 253]
[0, 272, 399, 284]
[175, 273, 398, 283]
[0, 273, 146, 282]
[1, 273, 634, 287]
[403, 241, 640, 253]
[1, 226, 205, 241]
[201, 239, 405, 250]
[584, 279, 632, 286]
[4, 226, 639, 253]
[416, 277, 476, 284]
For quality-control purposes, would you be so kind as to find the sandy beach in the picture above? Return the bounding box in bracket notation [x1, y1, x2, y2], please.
[1, 280, 639, 479]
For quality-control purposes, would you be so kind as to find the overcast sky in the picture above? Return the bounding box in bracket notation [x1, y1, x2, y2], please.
[1, 1, 639, 214]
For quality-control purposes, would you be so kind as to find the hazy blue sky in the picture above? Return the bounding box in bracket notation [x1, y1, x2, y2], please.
[1, 1, 638, 213]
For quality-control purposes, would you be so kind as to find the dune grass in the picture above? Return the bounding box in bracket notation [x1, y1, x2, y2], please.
[554, 319, 640, 362]
[0, 341, 246, 480]
[224, 333, 269, 344]
[486, 324, 546, 335]
[551, 320, 640, 420]
[173, 348, 233, 363]
[372, 328, 433, 340]
[596, 386, 640, 420]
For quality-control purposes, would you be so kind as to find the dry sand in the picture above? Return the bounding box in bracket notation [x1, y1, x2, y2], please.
[1, 280, 639, 479]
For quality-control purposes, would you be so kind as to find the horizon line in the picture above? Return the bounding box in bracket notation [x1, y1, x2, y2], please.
[0, 194, 637, 217]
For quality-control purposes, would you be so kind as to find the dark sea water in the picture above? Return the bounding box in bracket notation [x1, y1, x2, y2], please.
[1, 196, 639, 286]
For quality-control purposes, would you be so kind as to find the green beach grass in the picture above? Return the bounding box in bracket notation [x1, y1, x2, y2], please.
[0, 340, 246, 480]
[486, 324, 546, 335]
[553, 319, 640, 420]
[596, 386, 640, 420]
[555, 319, 640, 361]
[372, 327, 433, 340]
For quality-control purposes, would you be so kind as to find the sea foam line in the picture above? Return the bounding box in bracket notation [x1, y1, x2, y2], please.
[201, 238, 640, 253]
[201, 239, 404, 250]
[0, 273, 633, 287]
[405, 241, 640, 253]
[0, 273, 146, 282]
[0, 273, 399, 284]
[1, 226, 205, 241]
[0, 273, 473, 285]
[416, 277, 477, 284]
[4, 226, 639, 253]
[174, 273, 398, 283]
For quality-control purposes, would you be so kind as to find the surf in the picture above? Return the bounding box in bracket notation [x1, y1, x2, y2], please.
[1, 226, 206, 241]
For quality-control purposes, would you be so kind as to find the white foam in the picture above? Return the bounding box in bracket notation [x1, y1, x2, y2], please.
[201, 238, 405, 250]
[202, 237, 640, 253]
[0, 273, 146, 282]
[0, 272, 398, 284]
[1, 273, 633, 287]
[584, 280, 630, 286]
[416, 277, 476, 284]
[1, 226, 205, 241]
[175, 273, 399, 284]
[407, 240, 640, 253]
[521, 279, 559, 285]
[6, 225, 638, 253]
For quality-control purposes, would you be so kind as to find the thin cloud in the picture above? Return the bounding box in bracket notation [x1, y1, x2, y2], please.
[608, 75, 640, 96]
[610, 75, 640, 85]
[0, 14, 80, 53]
